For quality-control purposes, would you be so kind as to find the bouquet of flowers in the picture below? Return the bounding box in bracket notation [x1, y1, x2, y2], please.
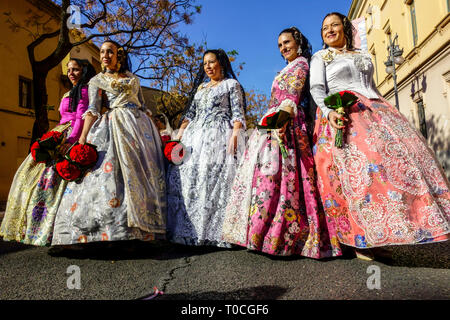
[256, 109, 291, 159]
[55, 143, 98, 182]
[31, 131, 65, 164]
[324, 90, 358, 148]
[164, 140, 185, 164]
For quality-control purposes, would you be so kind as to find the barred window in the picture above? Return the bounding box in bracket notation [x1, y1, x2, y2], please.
[19, 77, 32, 109]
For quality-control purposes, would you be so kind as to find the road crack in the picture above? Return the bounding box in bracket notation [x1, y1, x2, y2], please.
[158, 256, 194, 293]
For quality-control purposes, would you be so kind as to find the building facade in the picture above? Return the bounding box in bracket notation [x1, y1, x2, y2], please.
[0, 0, 102, 202]
[349, 0, 450, 179]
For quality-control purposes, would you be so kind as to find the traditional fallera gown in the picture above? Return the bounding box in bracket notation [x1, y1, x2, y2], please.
[310, 48, 450, 250]
[51, 72, 166, 245]
[0, 87, 89, 246]
[222, 56, 337, 258]
[166, 78, 246, 247]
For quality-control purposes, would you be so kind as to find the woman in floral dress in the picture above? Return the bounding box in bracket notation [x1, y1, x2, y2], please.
[0, 59, 95, 246]
[51, 40, 166, 246]
[166, 49, 247, 247]
[222, 28, 337, 258]
[311, 12, 450, 260]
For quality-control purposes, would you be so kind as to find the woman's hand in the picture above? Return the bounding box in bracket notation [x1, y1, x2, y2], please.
[277, 122, 289, 140]
[328, 110, 347, 129]
[174, 130, 183, 141]
[227, 133, 239, 155]
[78, 135, 87, 145]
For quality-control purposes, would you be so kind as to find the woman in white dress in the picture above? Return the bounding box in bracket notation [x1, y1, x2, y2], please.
[51, 40, 166, 246]
[166, 49, 247, 247]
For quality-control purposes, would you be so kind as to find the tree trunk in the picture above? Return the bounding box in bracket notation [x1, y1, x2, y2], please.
[30, 69, 50, 146]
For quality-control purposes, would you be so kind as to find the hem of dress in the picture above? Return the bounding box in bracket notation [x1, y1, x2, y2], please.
[337, 231, 450, 249]
[232, 242, 338, 259]
[169, 236, 232, 248]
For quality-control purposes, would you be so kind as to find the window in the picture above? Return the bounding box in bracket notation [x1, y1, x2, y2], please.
[409, 1, 418, 47]
[19, 77, 32, 108]
[417, 100, 427, 139]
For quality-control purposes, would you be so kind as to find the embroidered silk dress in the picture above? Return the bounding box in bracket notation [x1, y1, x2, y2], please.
[166, 78, 246, 247]
[222, 57, 337, 258]
[51, 72, 166, 245]
[310, 48, 450, 250]
[0, 87, 89, 246]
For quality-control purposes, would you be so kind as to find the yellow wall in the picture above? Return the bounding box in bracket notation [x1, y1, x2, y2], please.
[0, 0, 99, 201]
[349, 0, 450, 179]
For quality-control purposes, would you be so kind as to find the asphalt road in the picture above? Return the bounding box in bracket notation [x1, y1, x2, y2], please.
[0, 234, 449, 300]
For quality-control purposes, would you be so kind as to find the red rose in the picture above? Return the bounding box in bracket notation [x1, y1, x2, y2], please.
[161, 135, 171, 146]
[261, 112, 277, 127]
[55, 159, 81, 181]
[31, 141, 40, 162]
[40, 131, 63, 143]
[164, 141, 184, 164]
[69, 144, 98, 167]
[30, 141, 51, 163]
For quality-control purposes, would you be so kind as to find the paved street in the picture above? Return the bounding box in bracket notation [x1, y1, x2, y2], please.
[0, 213, 449, 301]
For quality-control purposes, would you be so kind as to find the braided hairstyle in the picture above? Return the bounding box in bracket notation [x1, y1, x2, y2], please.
[101, 39, 132, 73]
[181, 49, 247, 124]
[67, 58, 96, 112]
[321, 12, 357, 50]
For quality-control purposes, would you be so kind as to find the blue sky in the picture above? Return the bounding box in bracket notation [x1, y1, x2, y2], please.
[176, 0, 352, 94]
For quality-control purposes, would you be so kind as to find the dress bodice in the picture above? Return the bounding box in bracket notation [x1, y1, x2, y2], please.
[84, 72, 147, 118]
[310, 49, 381, 119]
[264, 56, 309, 118]
[183, 78, 246, 129]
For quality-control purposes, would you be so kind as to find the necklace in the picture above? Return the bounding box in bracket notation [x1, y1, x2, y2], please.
[331, 44, 348, 54]
[206, 78, 224, 88]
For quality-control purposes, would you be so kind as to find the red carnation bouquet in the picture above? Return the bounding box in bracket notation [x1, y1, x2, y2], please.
[324, 90, 358, 148]
[55, 159, 82, 182]
[256, 109, 291, 159]
[31, 130, 65, 164]
[164, 140, 185, 164]
[55, 142, 98, 182]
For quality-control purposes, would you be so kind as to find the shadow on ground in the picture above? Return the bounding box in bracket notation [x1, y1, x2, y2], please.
[0, 238, 34, 256]
[46, 240, 243, 261]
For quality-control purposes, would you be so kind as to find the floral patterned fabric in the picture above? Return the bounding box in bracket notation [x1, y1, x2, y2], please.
[313, 93, 450, 249]
[51, 72, 166, 245]
[0, 88, 89, 246]
[222, 57, 338, 258]
[166, 78, 246, 247]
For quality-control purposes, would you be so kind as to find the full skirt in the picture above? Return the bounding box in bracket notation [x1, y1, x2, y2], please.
[51, 109, 166, 245]
[313, 94, 450, 249]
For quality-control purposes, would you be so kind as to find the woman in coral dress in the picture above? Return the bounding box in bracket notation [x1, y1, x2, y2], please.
[311, 12, 450, 260]
[222, 28, 337, 258]
[51, 40, 166, 246]
[0, 59, 95, 246]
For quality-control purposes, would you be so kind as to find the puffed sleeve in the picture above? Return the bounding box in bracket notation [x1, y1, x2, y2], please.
[228, 79, 246, 129]
[66, 86, 89, 144]
[82, 76, 102, 119]
[310, 52, 332, 119]
[275, 57, 309, 116]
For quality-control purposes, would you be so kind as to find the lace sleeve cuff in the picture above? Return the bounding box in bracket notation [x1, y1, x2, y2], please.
[276, 99, 297, 116]
[230, 118, 247, 130]
[82, 109, 101, 119]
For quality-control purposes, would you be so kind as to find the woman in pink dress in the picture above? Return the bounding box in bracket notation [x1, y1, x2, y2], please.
[311, 12, 450, 260]
[0, 59, 96, 246]
[222, 27, 338, 258]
